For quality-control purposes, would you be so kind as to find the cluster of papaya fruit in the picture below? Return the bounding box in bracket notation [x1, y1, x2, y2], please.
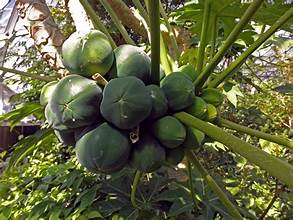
[40, 30, 224, 174]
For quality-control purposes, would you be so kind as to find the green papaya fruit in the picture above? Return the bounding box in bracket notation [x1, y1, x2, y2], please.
[76, 122, 131, 173]
[165, 147, 185, 165]
[185, 97, 208, 119]
[161, 72, 195, 111]
[49, 75, 102, 129]
[183, 127, 205, 149]
[45, 105, 69, 131]
[62, 30, 114, 77]
[204, 104, 218, 122]
[40, 81, 58, 106]
[130, 134, 165, 172]
[146, 85, 168, 120]
[108, 45, 151, 84]
[100, 76, 152, 129]
[178, 64, 198, 82]
[54, 130, 76, 146]
[201, 88, 224, 107]
[151, 116, 186, 149]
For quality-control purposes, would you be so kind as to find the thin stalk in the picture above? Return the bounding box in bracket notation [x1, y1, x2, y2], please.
[174, 112, 293, 188]
[186, 151, 243, 220]
[208, 7, 293, 88]
[210, 14, 217, 60]
[132, 0, 149, 24]
[187, 160, 198, 210]
[218, 118, 293, 150]
[79, 0, 116, 48]
[160, 34, 172, 74]
[196, 0, 211, 75]
[258, 182, 280, 220]
[147, 0, 161, 84]
[99, 0, 135, 45]
[159, 1, 180, 60]
[194, 0, 264, 88]
[131, 170, 142, 209]
[0, 66, 56, 82]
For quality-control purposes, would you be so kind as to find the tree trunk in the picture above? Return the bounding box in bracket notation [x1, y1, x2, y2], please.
[16, 0, 65, 70]
[106, 0, 147, 38]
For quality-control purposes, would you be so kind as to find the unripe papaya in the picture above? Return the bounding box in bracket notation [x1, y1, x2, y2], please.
[151, 116, 186, 149]
[146, 85, 168, 120]
[62, 30, 114, 77]
[161, 72, 195, 111]
[100, 76, 152, 129]
[108, 45, 151, 84]
[76, 123, 131, 173]
[49, 75, 103, 129]
[201, 88, 224, 107]
[178, 64, 198, 82]
[183, 127, 205, 149]
[40, 81, 57, 106]
[204, 104, 218, 122]
[45, 105, 69, 131]
[166, 147, 185, 165]
[130, 134, 166, 172]
[185, 97, 208, 119]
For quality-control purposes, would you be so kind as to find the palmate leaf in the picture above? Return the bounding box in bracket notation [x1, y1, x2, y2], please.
[7, 128, 54, 170]
[173, 0, 292, 43]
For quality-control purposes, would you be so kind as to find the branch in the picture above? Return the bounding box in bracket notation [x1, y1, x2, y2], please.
[218, 118, 293, 150]
[174, 112, 293, 188]
[208, 7, 293, 88]
[194, 0, 264, 88]
[186, 151, 243, 220]
[0, 66, 56, 82]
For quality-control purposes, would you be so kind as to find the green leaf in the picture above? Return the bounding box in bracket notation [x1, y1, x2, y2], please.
[86, 211, 103, 219]
[0, 102, 43, 129]
[7, 128, 54, 170]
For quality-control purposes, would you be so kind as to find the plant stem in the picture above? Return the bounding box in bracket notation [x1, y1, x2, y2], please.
[159, 1, 180, 60]
[131, 170, 142, 209]
[208, 7, 293, 88]
[160, 34, 172, 75]
[99, 0, 135, 45]
[218, 118, 293, 150]
[194, 0, 264, 88]
[147, 0, 160, 84]
[210, 13, 217, 60]
[0, 66, 56, 82]
[174, 112, 293, 188]
[79, 0, 116, 48]
[187, 160, 198, 210]
[186, 151, 242, 220]
[196, 0, 211, 75]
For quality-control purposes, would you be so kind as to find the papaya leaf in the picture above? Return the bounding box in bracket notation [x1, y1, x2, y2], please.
[7, 128, 54, 170]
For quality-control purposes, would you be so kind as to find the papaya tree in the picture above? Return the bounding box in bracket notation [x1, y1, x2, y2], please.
[0, 0, 292, 219]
